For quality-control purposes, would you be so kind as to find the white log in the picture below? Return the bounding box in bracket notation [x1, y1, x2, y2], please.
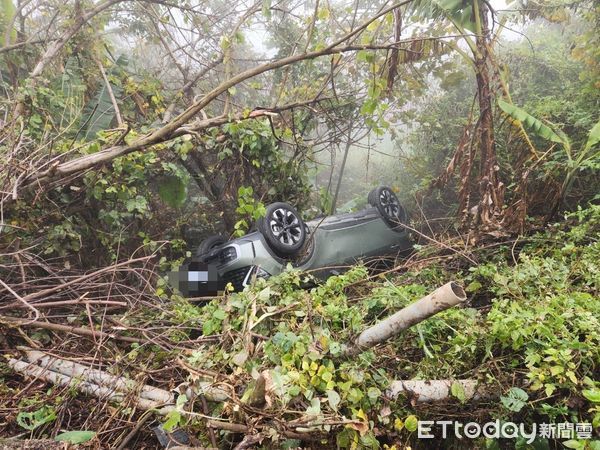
[196, 382, 229, 402]
[9, 355, 229, 415]
[7, 359, 173, 414]
[354, 281, 466, 350]
[23, 349, 173, 404]
[387, 379, 480, 402]
[21, 349, 229, 403]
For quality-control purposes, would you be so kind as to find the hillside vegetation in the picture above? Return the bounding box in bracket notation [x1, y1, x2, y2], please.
[0, 0, 599, 448]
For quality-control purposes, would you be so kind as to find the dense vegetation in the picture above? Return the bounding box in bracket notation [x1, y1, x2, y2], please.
[0, 0, 598, 448]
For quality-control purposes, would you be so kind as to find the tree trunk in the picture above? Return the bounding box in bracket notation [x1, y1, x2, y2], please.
[331, 118, 355, 214]
[471, 1, 504, 230]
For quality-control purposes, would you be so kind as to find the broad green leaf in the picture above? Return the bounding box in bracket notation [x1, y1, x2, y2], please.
[582, 388, 600, 403]
[404, 415, 418, 432]
[433, 0, 475, 32]
[360, 100, 377, 115]
[466, 280, 482, 292]
[213, 309, 226, 320]
[81, 56, 128, 140]
[451, 381, 467, 403]
[436, 0, 462, 12]
[367, 387, 381, 401]
[305, 397, 321, 416]
[16, 406, 56, 431]
[498, 99, 568, 146]
[175, 393, 187, 408]
[59, 57, 85, 127]
[584, 120, 600, 152]
[500, 387, 528, 412]
[327, 389, 341, 410]
[162, 410, 181, 432]
[81, 80, 120, 140]
[55, 430, 96, 444]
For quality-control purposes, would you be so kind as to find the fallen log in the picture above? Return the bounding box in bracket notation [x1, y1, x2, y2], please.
[346, 281, 466, 354]
[22, 348, 173, 404]
[8, 358, 172, 413]
[7, 356, 328, 442]
[8, 351, 228, 413]
[387, 379, 481, 402]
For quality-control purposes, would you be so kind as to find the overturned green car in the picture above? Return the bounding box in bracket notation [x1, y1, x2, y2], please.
[177, 186, 411, 294]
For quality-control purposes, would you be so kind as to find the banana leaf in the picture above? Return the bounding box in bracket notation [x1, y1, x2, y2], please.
[498, 99, 569, 147]
[80, 56, 128, 141]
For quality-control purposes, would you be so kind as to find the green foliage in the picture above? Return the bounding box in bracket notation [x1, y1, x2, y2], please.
[433, 0, 476, 32]
[318, 186, 333, 214]
[215, 120, 312, 207]
[16, 405, 57, 431]
[234, 185, 266, 236]
[80, 81, 120, 140]
[390, 19, 600, 217]
[468, 205, 600, 414]
[500, 387, 529, 412]
[582, 387, 600, 428]
[358, 62, 389, 135]
[498, 99, 567, 145]
[4, 3, 600, 447]
[81, 56, 128, 140]
[43, 221, 83, 256]
[499, 99, 600, 185]
[162, 394, 188, 432]
[54, 430, 96, 444]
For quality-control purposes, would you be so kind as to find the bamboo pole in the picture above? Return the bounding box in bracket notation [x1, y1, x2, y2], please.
[347, 282, 467, 354]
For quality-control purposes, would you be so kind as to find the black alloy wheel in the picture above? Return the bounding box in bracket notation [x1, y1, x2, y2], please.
[258, 202, 307, 257]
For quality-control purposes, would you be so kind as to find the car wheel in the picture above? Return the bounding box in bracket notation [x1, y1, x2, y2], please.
[258, 202, 306, 257]
[371, 186, 407, 229]
[196, 234, 228, 258]
[367, 187, 378, 207]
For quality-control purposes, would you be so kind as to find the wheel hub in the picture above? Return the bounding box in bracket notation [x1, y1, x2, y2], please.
[379, 189, 401, 220]
[270, 208, 302, 245]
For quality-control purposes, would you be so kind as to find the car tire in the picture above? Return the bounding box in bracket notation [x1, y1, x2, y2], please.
[196, 234, 228, 258]
[367, 187, 378, 207]
[370, 186, 407, 229]
[258, 202, 306, 258]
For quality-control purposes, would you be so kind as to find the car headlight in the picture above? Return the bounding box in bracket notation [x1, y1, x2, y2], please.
[219, 246, 237, 264]
[254, 266, 270, 279]
[242, 266, 271, 287]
